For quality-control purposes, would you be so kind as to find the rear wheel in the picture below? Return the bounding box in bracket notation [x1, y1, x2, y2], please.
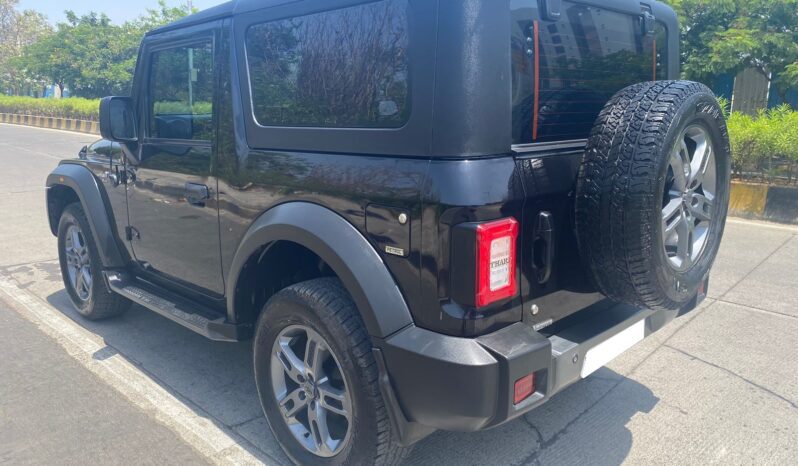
[253, 278, 409, 465]
[57, 203, 131, 319]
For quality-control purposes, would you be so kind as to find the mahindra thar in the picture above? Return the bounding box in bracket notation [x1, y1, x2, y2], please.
[46, 0, 730, 464]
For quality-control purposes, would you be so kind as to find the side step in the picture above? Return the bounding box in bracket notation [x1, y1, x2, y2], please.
[105, 271, 251, 342]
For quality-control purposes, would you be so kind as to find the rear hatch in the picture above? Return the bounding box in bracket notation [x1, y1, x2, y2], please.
[509, 0, 671, 330]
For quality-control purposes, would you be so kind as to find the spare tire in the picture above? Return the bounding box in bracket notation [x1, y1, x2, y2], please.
[575, 81, 730, 311]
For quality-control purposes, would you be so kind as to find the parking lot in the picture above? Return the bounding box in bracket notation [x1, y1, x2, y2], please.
[1, 123, 796, 465]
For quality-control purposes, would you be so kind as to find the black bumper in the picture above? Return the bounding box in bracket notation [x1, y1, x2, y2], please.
[378, 294, 703, 444]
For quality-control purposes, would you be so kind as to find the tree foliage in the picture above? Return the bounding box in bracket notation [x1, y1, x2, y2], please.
[0, 0, 51, 95]
[6, 0, 191, 98]
[663, 0, 798, 98]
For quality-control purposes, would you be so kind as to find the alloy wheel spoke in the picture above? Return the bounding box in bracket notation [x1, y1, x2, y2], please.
[275, 340, 306, 384]
[669, 147, 687, 191]
[676, 212, 692, 266]
[304, 335, 324, 376]
[81, 267, 93, 292]
[689, 193, 713, 222]
[308, 401, 335, 456]
[278, 388, 308, 419]
[689, 142, 711, 190]
[317, 379, 350, 419]
[75, 268, 87, 294]
[70, 227, 82, 253]
[663, 200, 684, 245]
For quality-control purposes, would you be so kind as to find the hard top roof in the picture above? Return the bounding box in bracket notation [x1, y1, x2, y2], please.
[147, 0, 300, 36]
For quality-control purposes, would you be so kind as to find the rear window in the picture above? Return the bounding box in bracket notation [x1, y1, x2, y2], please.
[511, 1, 666, 145]
[245, 0, 410, 129]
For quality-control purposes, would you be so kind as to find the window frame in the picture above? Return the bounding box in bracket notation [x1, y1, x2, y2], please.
[232, 0, 437, 156]
[140, 31, 218, 147]
[509, 0, 678, 151]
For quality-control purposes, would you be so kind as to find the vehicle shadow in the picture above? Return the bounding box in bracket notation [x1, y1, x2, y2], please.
[43, 287, 657, 466]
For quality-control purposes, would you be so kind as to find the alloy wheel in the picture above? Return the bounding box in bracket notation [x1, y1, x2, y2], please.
[64, 224, 92, 301]
[662, 125, 717, 271]
[271, 325, 353, 457]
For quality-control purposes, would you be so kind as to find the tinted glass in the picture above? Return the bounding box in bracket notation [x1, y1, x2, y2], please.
[245, 0, 410, 128]
[149, 42, 214, 141]
[511, 1, 662, 144]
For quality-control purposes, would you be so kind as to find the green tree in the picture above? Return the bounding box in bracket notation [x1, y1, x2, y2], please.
[664, 0, 798, 99]
[0, 0, 51, 95]
[17, 0, 191, 98]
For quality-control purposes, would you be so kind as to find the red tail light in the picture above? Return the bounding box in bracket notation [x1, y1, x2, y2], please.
[475, 218, 519, 307]
[514, 373, 535, 404]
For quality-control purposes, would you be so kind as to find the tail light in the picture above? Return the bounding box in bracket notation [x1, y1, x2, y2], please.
[475, 218, 519, 307]
[514, 373, 536, 404]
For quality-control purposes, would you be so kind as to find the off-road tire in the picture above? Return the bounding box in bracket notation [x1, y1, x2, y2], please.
[253, 278, 410, 466]
[575, 81, 731, 310]
[57, 202, 131, 319]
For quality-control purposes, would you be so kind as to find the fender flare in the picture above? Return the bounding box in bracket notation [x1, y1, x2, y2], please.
[46, 163, 126, 268]
[227, 202, 414, 339]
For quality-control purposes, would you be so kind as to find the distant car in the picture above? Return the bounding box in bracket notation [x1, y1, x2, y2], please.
[78, 139, 121, 161]
[46, 1, 731, 464]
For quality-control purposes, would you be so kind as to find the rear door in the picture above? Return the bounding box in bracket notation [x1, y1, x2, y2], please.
[509, 0, 670, 328]
[126, 26, 224, 296]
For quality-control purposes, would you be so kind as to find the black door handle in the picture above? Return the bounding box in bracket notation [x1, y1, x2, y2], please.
[533, 211, 554, 284]
[185, 182, 210, 206]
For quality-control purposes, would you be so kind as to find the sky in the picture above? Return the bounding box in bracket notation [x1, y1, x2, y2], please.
[18, 0, 227, 25]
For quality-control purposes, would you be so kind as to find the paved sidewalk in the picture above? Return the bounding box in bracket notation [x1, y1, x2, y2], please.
[0, 298, 209, 465]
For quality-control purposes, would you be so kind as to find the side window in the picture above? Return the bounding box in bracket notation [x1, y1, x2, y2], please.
[245, 0, 410, 128]
[149, 42, 214, 141]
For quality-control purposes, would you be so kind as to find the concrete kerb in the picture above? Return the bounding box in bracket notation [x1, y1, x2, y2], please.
[0, 113, 99, 135]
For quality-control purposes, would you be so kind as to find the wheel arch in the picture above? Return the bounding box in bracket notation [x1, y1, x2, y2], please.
[46, 163, 126, 268]
[226, 202, 414, 339]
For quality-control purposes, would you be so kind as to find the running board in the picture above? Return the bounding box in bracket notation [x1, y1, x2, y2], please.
[104, 271, 251, 342]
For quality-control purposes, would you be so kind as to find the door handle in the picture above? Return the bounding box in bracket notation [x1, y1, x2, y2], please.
[533, 211, 554, 284]
[185, 182, 210, 207]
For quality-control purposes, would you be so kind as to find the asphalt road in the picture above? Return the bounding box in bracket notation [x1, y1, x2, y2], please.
[1, 122, 796, 465]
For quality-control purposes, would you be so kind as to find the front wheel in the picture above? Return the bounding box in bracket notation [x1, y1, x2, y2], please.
[57, 203, 131, 319]
[253, 278, 409, 465]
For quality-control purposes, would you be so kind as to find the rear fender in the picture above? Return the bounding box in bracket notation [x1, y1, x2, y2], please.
[227, 202, 414, 339]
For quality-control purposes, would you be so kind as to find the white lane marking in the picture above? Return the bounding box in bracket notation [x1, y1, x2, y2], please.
[726, 217, 798, 233]
[581, 319, 646, 378]
[0, 275, 273, 466]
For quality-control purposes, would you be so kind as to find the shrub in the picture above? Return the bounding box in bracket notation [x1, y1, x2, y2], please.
[0, 95, 100, 121]
[726, 104, 798, 184]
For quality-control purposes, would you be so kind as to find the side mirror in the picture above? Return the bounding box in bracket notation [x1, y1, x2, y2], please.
[99, 96, 138, 143]
[78, 145, 88, 159]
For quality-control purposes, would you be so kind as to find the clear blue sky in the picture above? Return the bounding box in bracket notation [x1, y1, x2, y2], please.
[18, 0, 227, 25]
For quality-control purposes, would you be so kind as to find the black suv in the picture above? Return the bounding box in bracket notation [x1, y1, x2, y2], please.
[46, 0, 730, 464]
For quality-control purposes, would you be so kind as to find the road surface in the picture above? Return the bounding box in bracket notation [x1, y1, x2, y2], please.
[1, 123, 796, 465]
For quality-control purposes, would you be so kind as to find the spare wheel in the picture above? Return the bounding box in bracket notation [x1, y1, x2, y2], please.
[575, 80, 731, 311]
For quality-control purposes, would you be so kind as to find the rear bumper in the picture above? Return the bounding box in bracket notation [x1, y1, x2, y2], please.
[379, 291, 705, 443]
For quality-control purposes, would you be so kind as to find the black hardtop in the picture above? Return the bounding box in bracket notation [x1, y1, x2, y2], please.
[148, 0, 384, 36]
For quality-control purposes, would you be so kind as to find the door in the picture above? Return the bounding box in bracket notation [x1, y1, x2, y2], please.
[126, 35, 224, 296]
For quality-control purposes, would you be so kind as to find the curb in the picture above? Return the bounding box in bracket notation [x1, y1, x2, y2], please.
[730, 181, 798, 224]
[0, 113, 99, 135]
